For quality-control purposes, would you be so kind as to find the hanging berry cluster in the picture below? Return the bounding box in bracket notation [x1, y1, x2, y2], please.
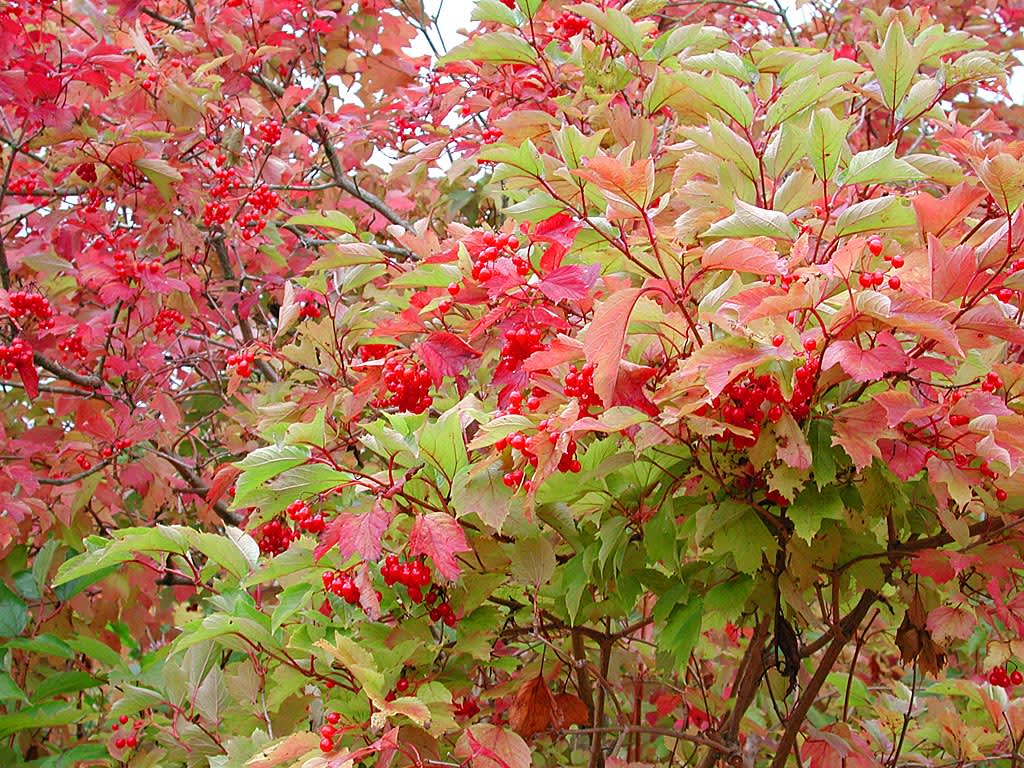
[988, 665, 1024, 688]
[154, 308, 185, 335]
[58, 332, 88, 363]
[256, 517, 298, 556]
[380, 554, 458, 626]
[318, 711, 342, 753]
[255, 118, 281, 145]
[564, 362, 602, 415]
[110, 714, 146, 752]
[297, 291, 322, 320]
[321, 569, 360, 605]
[286, 499, 326, 534]
[470, 232, 525, 282]
[7, 291, 54, 328]
[376, 356, 432, 414]
[553, 10, 588, 39]
[495, 425, 582, 490]
[0, 338, 32, 378]
[228, 349, 256, 378]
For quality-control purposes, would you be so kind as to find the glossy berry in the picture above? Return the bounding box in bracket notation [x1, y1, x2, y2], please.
[396, 677, 409, 692]
[996, 488, 1009, 502]
[1012, 670, 1022, 685]
[326, 711, 341, 725]
[320, 737, 334, 752]
[867, 236, 883, 256]
[890, 254, 904, 268]
[376, 355, 432, 414]
[888, 276, 901, 290]
[772, 334, 785, 347]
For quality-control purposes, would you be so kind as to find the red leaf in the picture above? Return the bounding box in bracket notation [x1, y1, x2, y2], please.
[583, 288, 643, 406]
[820, 332, 908, 383]
[16, 356, 38, 400]
[700, 238, 786, 275]
[408, 512, 470, 580]
[573, 155, 653, 213]
[831, 401, 896, 470]
[416, 331, 480, 385]
[206, 464, 241, 507]
[537, 264, 600, 302]
[681, 338, 769, 399]
[611, 361, 658, 416]
[914, 183, 988, 238]
[958, 304, 1024, 345]
[455, 725, 531, 768]
[928, 235, 980, 302]
[553, 693, 590, 728]
[509, 675, 558, 738]
[314, 500, 393, 562]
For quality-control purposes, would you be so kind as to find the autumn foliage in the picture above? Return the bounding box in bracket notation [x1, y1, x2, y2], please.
[5, 0, 1024, 765]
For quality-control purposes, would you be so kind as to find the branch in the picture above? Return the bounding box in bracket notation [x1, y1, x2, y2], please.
[33, 351, 104, 389]
[769, 591, 878, 768]
[154, 449, 242, 525]
[315, 125, 414, 231]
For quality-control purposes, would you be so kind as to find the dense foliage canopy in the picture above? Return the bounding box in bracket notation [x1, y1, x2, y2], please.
[4, 0, 1024, 765]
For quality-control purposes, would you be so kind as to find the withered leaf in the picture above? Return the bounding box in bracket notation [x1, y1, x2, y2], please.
[509, 675, 558, 738]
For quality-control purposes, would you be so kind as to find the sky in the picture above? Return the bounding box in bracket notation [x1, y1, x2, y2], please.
[405, 0, 1024, 101]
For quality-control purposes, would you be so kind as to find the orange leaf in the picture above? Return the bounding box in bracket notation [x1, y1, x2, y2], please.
[554, 693, 590, 728]
[509, 675, 558, 738]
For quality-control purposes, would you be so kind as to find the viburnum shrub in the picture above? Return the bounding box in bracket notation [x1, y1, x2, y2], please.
[5, 0, 1024, 765]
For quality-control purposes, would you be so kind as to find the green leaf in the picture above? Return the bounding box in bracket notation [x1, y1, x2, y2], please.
[807, 419, 838, 488]
[283, 210, 356, 233]
[233, 445, 310, 507]
[764, 71, 856, 130]
[5, 634, 74, 659]
[510, 536, 556, 587]
[573, 4, 645, 57]
[659, 600, 702, 669]
[185, 530, 250, 579]
[0, 702, 87, 738]
[0, 582, 28, 638]
[704, 576, 754, 621]
[0, 673, 27, 703]
[516, 0, 540, 19]
[678, 72, 754, 128]
[860, 22, 920, 110]
[703, 200, 798, 241]
[419, 405, 468, 480]
[787, 486, 845, 542]
[806, 108, 850, 181]
[33, 671, 102, 701]
[134, 157, 182, 201]
[63, 636, 121, 668]
[436, 32, 538, 65]
[271, 582, 313, 633]
[833, 196, 917, 237]
[713, 509, 777, 574]
[841, 142, 927, 186]
[471, 0, 518, 25]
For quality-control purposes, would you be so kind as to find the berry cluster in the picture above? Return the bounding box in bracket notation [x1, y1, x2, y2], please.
[154, 308, 186, 335]
[8, 174, 39, 196]
[553, 11, 588, 38]
[380, 555, 459, 625]
[322, 569, 360, 604]
[256, 517, 299, 556]
[481, 126, 502, 144]
[76, 454, 93, 471]
[318, 711, 342, 753]
[58, 332, 88, 363]
[0, 338, 32, 378]
[988, 666, 1024, 688]
[286, 499, 326, 534]
[377, 356, 432, 414]
[358, 343, 396, 362]
[500, 323, 546, 368]
[210, 165, 242, 198]
[505, 388, 545, 414]
[255, 118, 282, 145]
[76, 162, 98, 183]
[7, 291, 54, 327]
[471, 232, 525, 282]
[297, 291, 322, 320]
[564, 362, 602, 415]
[111, 251, 161, 283]
[237, 186, 280, 235]
[495, 426, 582, 490]
[203, 201, 232, 227]
[859, 236, 903, 290]
[228, 349, 256, 378]
[100, 438, 132, 459]
[111, 714, 145, 751]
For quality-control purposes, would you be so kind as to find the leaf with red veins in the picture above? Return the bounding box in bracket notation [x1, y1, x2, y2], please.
[958, 304, 1024, 346]
[408, 512, 470, 581]
[927, 604, 977, 644]
[878, 439, 929, 481]
[680, 337, 769, 400]
[611, 360, 659, 416]
[355, 563, 382, 621]
[537, 264, 600, 302]
[886, 295, 962, 356]
[831, 400, 897, 470]
[523, 335, 581, 372]
[820, 332, 908, 383]
[573, 154, 655, 216]
[773, 411, 812, 470]
[914, 182, 988, 238]
[314, 501, 393, 562]
[455, 725, 532, 768]
[583, 288, 644, 406]
[700, 238, 787, 276]
[415, 331, 480, 385]
[533, 212, 582, 249]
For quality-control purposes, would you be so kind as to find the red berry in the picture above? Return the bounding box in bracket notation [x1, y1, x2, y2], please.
[890, 254, 904, 268]
[888, 276, 901, 290]
[867, 236, 883, 256]
[126, 736, 137, 748]
[996, 488, 1008, 502]
[396, 678, 409, 692]
[1012, 670, 1022, 685]
[115, 738, 127, 749]
[327, 711, 341, 724]
[320, 737, 334, 752]
[119, 715, 129, 725]
[802, 338, 817, 352]
[320, 725, 336, 738]
[858, 272, 872, 288]
[771, 334, 784, 347]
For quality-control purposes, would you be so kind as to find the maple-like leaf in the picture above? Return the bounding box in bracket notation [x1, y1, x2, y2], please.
[509, 675, 558, 738]
[926, 604, 976, 644]
[573, 154, 654, 214]
[537, 264, 600, 302]
[913, 183, 988, 237]
[455, 724, 532, 768]
[583, 288, 644, 406]
[314, 501, 393, 562]
[700, 238, 786, 275]
[820, 333, 908, 383]
[416, 331, 481, 385]
[831, 401, 895, 470]
[407, 512, 470, 580]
